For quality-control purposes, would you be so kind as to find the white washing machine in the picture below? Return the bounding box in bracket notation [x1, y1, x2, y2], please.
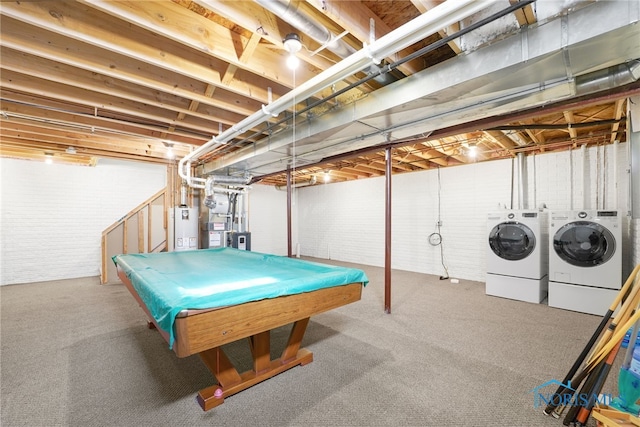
[486, 210, 548, 303]
[548, 210, 622, 315]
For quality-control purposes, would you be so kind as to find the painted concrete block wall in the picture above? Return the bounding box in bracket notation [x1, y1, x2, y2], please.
[247, 184, 288, 256]
[296, 178, 385, 265]
[295, 143, 635, 283]
[0, 158, 166, 286]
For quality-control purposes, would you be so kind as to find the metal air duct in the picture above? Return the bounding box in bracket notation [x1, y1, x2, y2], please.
[179, 0, 493, 186]
[255, 0, 400, 85]
[576, 59, 640, 95]
[255, 0, 354, 58]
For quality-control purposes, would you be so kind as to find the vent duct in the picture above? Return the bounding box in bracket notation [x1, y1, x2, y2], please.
[576, 59, 640, 95]
[255, 0, 400, 85]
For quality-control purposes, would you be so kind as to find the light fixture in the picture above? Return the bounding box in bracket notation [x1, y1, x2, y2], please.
[65, 146, 77, 154]
[164, 142, 175, 159]
[468, 143, 477, 158]
[44, 152, 54, 164]
[283, 33, 302, 70]
[323, 170, 331, 183]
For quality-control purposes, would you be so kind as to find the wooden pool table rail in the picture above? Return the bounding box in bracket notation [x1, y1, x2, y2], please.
[116, 265, 362, 410]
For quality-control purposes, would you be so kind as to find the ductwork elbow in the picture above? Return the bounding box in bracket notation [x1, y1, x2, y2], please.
[576, 59, 640, 96]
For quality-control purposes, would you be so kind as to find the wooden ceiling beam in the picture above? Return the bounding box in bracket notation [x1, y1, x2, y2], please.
[0, 18, 265, 117]
[1, 99, 206, 146]
[563, 110, 578, 139]
[2, 1, 290, 104]
[0, 137, 172, 163]
[78, 0, 318, 92]
[0, 70, 224, 137]
[406, 144, 450, 166]
[410, 0, 461, 54]
[1, 49, 251, 125]
[610, 98, 625, 143]
[306, 0, 422, 76]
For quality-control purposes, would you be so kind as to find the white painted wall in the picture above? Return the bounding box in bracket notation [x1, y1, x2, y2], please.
[247, 184, 288, 256]
[295, 143, 637, 282]
[0, 158, 166, 285]
[2, 143, 637, 285]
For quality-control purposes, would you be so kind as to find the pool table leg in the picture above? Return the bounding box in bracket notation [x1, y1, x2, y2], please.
[196, 317, 314, 411]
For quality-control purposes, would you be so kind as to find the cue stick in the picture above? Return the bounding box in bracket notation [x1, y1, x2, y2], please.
[562, 357, 607, 425]
[552, 282, 640, 419]
[543, 265, 640, 416]
[570, 340, 623, 427]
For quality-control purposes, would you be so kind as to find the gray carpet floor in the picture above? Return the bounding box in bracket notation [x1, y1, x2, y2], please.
[1, 259, 619, 426]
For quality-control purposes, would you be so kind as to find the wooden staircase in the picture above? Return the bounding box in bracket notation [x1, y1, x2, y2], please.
[101, 188, 168, 284]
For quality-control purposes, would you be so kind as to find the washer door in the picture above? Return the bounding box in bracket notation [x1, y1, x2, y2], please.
[553, 221, 616, 267]
[488, 222, 536, 261]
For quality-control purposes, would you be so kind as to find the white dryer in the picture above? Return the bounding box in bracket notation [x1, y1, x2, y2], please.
[486, 210, 548, 303]
[548, 210, 622, 315]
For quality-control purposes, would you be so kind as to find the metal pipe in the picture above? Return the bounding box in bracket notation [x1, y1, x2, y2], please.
[613, 140, 619, 210]
[179, 0, 493, 185]
[275, 175, 317, 191]
[286, 167, 292, 257]
[210, 0, 539, 166]
[207, 174, 252, 185]
[384, 147, 392, 314]
[517, 152, 525, 210]
[255, 0, 399, 85]
[581, 144, 587, 210]
[570, 148, 574, 210]
[576, 60, 640, 96]
[510, 157, 515, 210]
[255, 0, 354, 58]
[180, 181, 188, 206]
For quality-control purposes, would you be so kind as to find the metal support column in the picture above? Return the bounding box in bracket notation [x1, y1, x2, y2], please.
[385, 147, 392, 313]
[287, 167, 292, 257]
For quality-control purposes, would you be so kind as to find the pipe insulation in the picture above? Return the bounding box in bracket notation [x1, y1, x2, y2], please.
[178, 0, 494, 186]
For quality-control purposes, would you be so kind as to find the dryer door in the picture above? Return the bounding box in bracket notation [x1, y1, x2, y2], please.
[488, 222, 536, 261]
[552, 221, 616, 267]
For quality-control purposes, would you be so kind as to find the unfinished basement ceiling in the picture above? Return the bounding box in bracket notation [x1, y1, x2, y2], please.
[1, 1, 639, 187]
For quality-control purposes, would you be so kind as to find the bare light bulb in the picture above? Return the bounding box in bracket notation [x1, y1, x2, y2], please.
[286, 54, 300, 70]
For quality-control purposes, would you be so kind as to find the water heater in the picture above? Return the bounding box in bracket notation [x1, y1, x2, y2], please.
[173, 206, 198, 251]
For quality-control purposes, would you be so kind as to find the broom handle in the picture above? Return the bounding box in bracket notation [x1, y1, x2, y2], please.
[623, 318, 640, 369]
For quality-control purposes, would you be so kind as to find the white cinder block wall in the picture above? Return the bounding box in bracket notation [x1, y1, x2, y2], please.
[247, 184, 288, 256]
[2, 144, 637, 285]
[294, 143, 637, 282]
[0, 158, 166, 285]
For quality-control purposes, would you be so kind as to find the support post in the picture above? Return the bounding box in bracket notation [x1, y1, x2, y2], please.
[385, 147, 392, 314]
[287, 167, 292, 257]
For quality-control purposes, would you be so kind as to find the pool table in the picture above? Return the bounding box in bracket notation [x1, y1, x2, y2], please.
[113, 248, 367, 410]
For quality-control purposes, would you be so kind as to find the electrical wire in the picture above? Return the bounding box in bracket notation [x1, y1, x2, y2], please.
[429, 166, 450, 280]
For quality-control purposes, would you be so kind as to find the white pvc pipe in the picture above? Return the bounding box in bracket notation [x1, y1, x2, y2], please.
[581, 144, 587, 210]
[569, 148, 574, 210]
[517, 152, 525, 210]
[613, 140, 619, 210]
[178, 0, 493, 186]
